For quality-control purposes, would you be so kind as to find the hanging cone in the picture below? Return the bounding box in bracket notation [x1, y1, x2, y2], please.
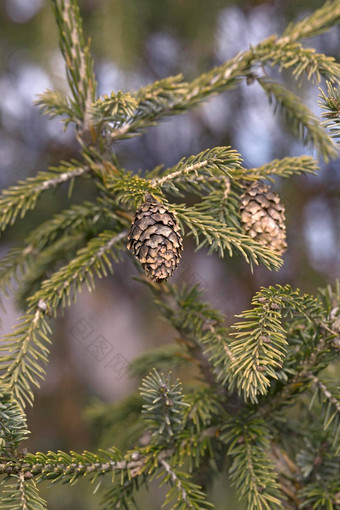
[240, 181, 287, 255]
[127, 194, 183, 282]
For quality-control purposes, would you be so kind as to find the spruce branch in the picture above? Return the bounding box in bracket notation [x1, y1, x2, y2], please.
[84, 394, 144, 451]
[254, 42, 340, 84]
[109, 43, 340, 144]
[146, 281, 233, 393]
[106, 2, 340, 145]
[110, 147, 241, 204]
[51, 0, 96, 134]
[0, 1, 339, 508]
[0, 247, 33, 302]
[107, 163, 282, 272]
[308, 375, 340, 453]
[106, 172, 162, 209]
[130, 344, 189, 379]
[0, 163, 90, 234]
[34, 89, 78, 127]
[90, 91, 138, 131]
[258, 77, 338, 161]
[0, 448, 129, 482]
[195, 182, 242, 230]
[140, 369, 189, 443]
[1, 445, 211, 509]
[183, 388, 225, 433]
[173, 204, 283, 270]
[15, 234, 85, 310]
[0, 199, 121, 307]
[222, 417, 283, 510]
[27, 229, 127, 310]
[258, 322, 337, 420]
[228, 285, 324, 403]
[247, 155, 319, 180]
[0, 310, 51, 408]
[296, 436, 340, 509]
[282, 0, 340, 42]
[159, 459, 214, 509]
[0, 476, 47, 510]
[319, 82, 340, 142]
[0, 230, 126, 407]
[155, 155, 318, 198]
[150, 147, 242, 188]
[108, 74, 203, 141]
[155, 155, 318, 224]
[0, 387, 29, 458]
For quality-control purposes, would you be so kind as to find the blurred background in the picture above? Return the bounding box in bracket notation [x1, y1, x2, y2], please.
[0, 0, 339, 508]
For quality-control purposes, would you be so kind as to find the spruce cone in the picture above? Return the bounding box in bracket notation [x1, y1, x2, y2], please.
[127, 195, 183, 282]
[240, 181, 287, 255]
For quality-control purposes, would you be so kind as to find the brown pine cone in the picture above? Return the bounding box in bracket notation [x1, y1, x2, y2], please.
[127, 194, 183, 282]
[240, 181, 287, 255]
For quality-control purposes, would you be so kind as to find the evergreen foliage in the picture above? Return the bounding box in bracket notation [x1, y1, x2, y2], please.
[0, 0, 340, 508]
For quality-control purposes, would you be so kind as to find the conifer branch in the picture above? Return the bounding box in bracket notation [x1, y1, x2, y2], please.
[27, 229, 127, 310]
[195, 182, 242, 230]
[296, 437, 340, 509]
[0, 476, 47, 510]
[34, 89, 77, 127]
[109, 43, 340, 143]
[0, 163, 90, 234]
[155, 155, 317, 218]
[0, 311, 51, 408]
[308, 375, 340, 453]
[84, 394, 145, 451]
[0, 387, 29, 458]
[282, 0, 340, 42]
[159, 460, 214, 509]
[254, 42, 340, 84]
[0, 230, 126, 407]
[247, 155, 319, 180]
[155, 155, 318, 194]
[259, 321, 337, 419]
[173, 205, 282, 270]
[222, 418, 283, 510]
[15, 234, 85, 310]
[90, 91, 138, 130]
[0, 447, 141, 484]
[0, 199, 121, 307]
[0, 442, 213, 508]
[106, 1, 340, 145]
[0, 247, 33, 302]
[147, 281, 233, 392]
[130, 344, 189, 379]
[150, 147, 242, 188]
[319, 82, 340, 142]
[107, 167, 282, 271]
[140, 369, 189, 443]
[258, 77, 338, 161]
[229, 285, 323, 403]
[51, 0, 96, 134]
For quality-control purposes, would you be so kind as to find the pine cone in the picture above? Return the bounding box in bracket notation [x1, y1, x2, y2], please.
[127, 195, 183, 282]
[240, 181, 287, 255]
